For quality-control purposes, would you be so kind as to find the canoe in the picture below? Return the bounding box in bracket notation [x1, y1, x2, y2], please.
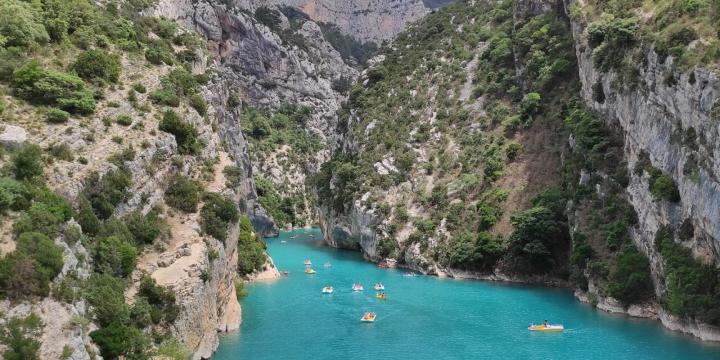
[305, 268, 316, 274]
[322, 286, 333, 294]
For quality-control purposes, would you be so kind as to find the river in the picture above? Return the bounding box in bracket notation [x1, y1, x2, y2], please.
[213, 229, 720, 359]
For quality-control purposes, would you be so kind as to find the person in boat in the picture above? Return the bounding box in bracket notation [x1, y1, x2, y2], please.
[543, 320, 548, 327]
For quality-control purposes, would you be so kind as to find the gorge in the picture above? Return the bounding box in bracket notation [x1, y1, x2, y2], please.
[0, 0, 718, 359]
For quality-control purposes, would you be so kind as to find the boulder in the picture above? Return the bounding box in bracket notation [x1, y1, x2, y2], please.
[0, 124, 27, 149]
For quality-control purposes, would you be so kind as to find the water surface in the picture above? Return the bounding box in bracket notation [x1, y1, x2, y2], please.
[214, 229, 720, 359]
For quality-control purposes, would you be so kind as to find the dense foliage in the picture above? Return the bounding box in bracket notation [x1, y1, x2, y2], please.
[656, 226, 720, 325]
[237, 216, 267, 276]
[200, 193, 239, 242]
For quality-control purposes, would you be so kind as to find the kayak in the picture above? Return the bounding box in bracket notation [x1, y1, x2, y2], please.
[304, 260, 312, 266]
[374, 284, 385, 291]
[324, 262, 332, 267]
[322, 286, 334, 294]
[352, 284, 364, 291]
[305, 268, 316, 274]
[361, 312, 377, 322]
[528, 324, 564, 332]
[375, 293, 387, 300]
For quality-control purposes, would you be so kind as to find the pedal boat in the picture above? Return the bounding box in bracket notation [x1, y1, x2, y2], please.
[352, 283, 364, 292]
[528, 324, 564, 332]
[361, 312, 377, 322]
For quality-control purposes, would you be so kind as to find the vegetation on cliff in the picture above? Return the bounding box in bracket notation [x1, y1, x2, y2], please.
[0, 0, 255, 358]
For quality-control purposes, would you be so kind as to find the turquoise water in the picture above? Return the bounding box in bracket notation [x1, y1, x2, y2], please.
[214, 229, 720, 359]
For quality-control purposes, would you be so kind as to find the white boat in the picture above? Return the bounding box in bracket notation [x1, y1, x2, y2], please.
[352, 283, 364, 292]
[322, 286, 334, 294]
[374, 283, 385, 291]
[304, 259, 312, 266]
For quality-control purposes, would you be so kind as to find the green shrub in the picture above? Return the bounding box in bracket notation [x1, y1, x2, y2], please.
[124, 209, 162, 245]
[235, 279, 248, 299]
[0, 177, 32, 212]
[505, 143, 523, 160]
[72, 50, 121, 83]
[606, 245, 654, 305]
[0, 230, 64, 299]
[149, 86, 179, 106]
[84, 273, 129, 326]
[506, 205, 568, 273]
[11, 144, 43, 181]
[649, 173, 680, 202]
[200, 193, 239, 242]
[254, 176, 296, 227]
[82, 169, 132, 220]
[76, 195, 101, 235]
[520, 92, 541, 117]
[137, 275, 180, 324]
[12, 61, 96, 114]
[237, 216, 266, 275]
[656, 226, 720, 325]
[47, 108, 70, 123]
[189, 93, 207, 115]
[0, 0, 49, 48]
[144, 40, 175, 65]
[48, 143, 74, 161]
[223, 166, 243, 188]
[587, 16, 639, 71]
[0, 314, 42, 360]
[115, 114, 133, 126]
[93, 235, 137, 277]
[164, 175, 201, 213]
[159, 110, 199, 154]
[447, 232, 505, 270]
[132, 83, 147, 93]
[254, 7, 282, 31]
[16, 232, 64, 278]
[90, 321, 147, 359]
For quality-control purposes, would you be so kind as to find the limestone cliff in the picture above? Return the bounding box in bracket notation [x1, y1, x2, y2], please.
[563, 0, 720, 341]
[238, 0, 432, 42]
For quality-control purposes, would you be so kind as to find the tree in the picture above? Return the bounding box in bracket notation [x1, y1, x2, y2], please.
[11, 144, 43, 181]
[159, 111, 199, 154]
[200, 193, 239, 242]
[0, 0, 49, 48]
[506, 206, 568, 273]
[90, 321, 146, 359]
[93, 236, 137, 277]
[72, 49, 121, 83]
[164, 175, 201, 213]
[0, 314, 42, 360]
[16, 232, 64, 278]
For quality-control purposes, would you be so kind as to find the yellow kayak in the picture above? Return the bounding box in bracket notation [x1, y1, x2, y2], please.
[375, 293, 387, 300]
[528, 324, 564, 332]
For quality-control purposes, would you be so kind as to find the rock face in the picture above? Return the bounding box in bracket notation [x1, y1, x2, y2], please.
[563, 0, 720, 341]
[0, 124, 27, 149]
[238, 0, 432, 42]
[155, 0, 359, 226]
